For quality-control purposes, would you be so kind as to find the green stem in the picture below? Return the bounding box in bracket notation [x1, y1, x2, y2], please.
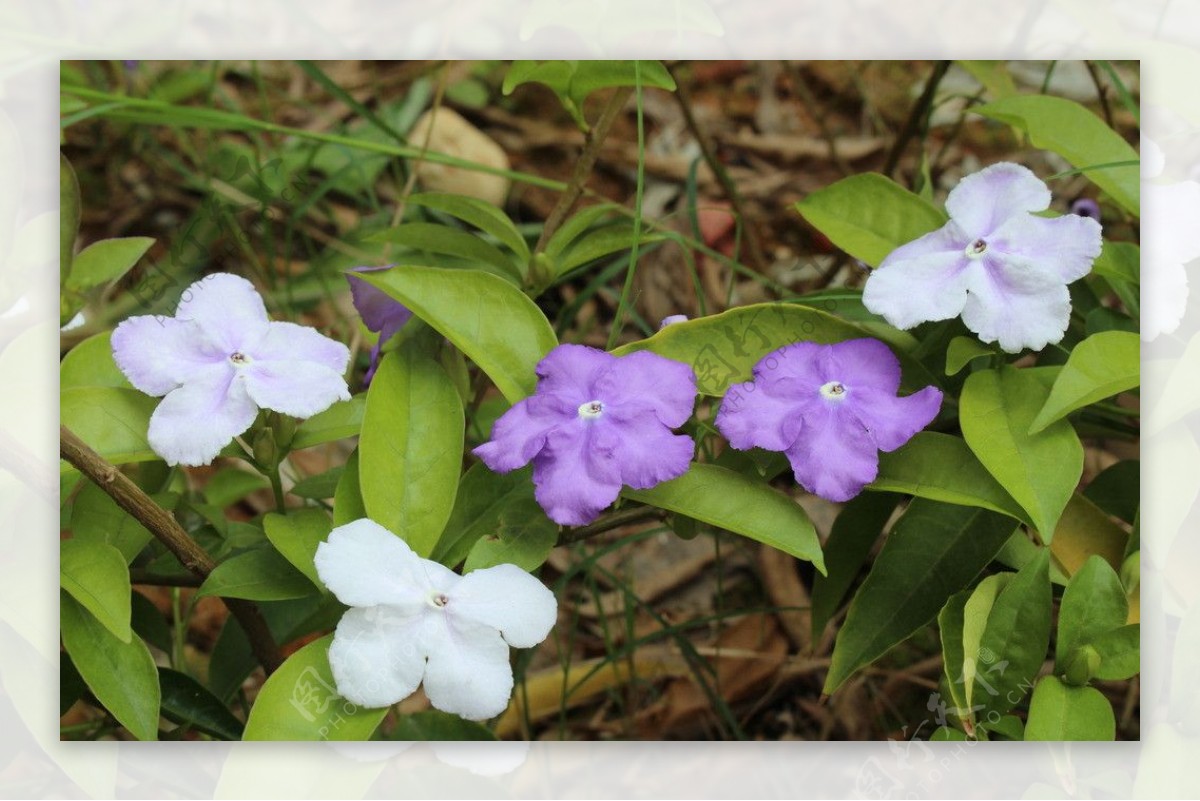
[607, 67, 646, 352]
[268, 461, 286, 511]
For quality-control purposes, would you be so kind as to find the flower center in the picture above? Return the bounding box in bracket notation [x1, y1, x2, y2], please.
[820, 381, 848, 401]
[229, 351, 250, 366]
[427, 591, 450, 609]
[577, 400, 604, 420]
[964, 238, 988, 259]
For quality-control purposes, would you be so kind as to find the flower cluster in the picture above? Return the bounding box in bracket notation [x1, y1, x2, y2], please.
[862, 162, 1103, 353]
[715, 338, 942, 502]
[473, 344, 698, 526]
[111, 273, 350, 466]
[314, 519, 557, 720]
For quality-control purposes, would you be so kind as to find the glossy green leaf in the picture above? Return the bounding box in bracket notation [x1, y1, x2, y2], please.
[794, 173, 947, 267]
[613, 302, 937, 397]
[975, 550, 1052, 719]
[64, 236, 154, 293]
[869, 432, 1029, 523]
[960, 367, 1083, 539]
[196, 547, 319, 601]
[432, 463, 536, 567]
[292, 396, 365, 451]
[945, 335, 993, 376]
[1024, 675, 1115, 741]
[360, 342, 464, 556]
[61, 387, 159, 473]
[242, 634, 387, 741]
[69, 481, 154, 563]
[369, 222, 521, 283]
[407, 192, 530, 264]
[1029, 331, 1139, 433]
[357, 266, 557, 403]
[625, 463, 824, 573]
[60, 331, 131, 389]
[333, 448, 367, 527]
[1056, 554, 1129, 671]
[263, 509, 333, 588]
[810, 492, 899, 640]
[60, 153, 80, 283]
[389, 710, 498, 740]
[463, 495, 557, 573]
[824, 500, 1016, 694]
[60, 538, 133, 643]
[158, 667, 245, 740]
[1088, 624, 1139, 681]
[973, 95, 1139, 215]
[60, 591, 160, 741]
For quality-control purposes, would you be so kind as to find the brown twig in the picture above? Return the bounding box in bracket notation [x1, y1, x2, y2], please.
[882, 60, 951, 180]
[558, 505, 666, 546]
[60, 424, 283, 674]
[532, 86, 634, 259]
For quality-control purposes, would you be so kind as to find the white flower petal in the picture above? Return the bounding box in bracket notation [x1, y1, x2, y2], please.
[255, 320, 352, 374]
[314, 519, 436, 610]
[242, 360, 351, 419]
[146, 363, 257, 466]
[421, 617, 514, 720]
[989, 212, 1102, 284]
[327, 606, 428, 708]
[961, 259, 1072, 353]
[449, 563, 558, 648]
[111, 315, 224, 396]
[945, 162, 1050, 237]
[174, 273, 269, 352]
[863, 230, 971, 331]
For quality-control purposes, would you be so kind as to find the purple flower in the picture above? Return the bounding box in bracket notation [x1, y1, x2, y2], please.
[715, 338, 942, 503]
[112, 273, 350, 467]
[659, 314, 689, 329]
[346, 265, 413, 386]
[862, 162, 1102, 353]
[1069, 197, 1101, 221]
[473, 344, 698, 526]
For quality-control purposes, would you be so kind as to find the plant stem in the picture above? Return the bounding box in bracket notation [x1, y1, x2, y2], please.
[882, 60, 951, 179]
[558, 505, 665, 546]
[60, 424, 283, 675]
[268, 461, 286, 511]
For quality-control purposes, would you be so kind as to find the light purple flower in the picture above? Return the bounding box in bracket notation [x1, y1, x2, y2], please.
[346, 265, 413, 386]
[862, 162, 1103, 353]
[314, 519, 557, 720]
[715, 338, 942, 503]
[1069, 197, 1101, 221]
[473, 344, 698, 526]
[112, 273, 350, 467]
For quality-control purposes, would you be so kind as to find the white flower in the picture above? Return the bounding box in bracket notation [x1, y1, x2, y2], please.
[313, 519, 558, 721]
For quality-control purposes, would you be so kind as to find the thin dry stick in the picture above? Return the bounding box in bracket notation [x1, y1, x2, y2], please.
[532, 86, 635, 258]
[60, 424, 283, 675]
[882, 60, 951, 179]
[668, 64, 769, 273]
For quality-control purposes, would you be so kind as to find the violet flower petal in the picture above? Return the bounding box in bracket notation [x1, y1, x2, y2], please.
[530, 424, 623, 526]
[823, 338, 904, 394]
[146, 363, 258, 467]
[783, 401, 882, 503]
[472, 394, 573, 473]
[944, 162, 1051, 237]
[597, 349, 698, 428]
[605, 415, 695, 490]
[346, 266, 413, 344]
[533, 343, 614, 398]
[851, 386, 944, 452]
[714, 381, 805, 452]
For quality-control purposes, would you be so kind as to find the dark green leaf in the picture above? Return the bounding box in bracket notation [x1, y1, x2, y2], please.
[625, 463, 824, 572]
[60, 153, 81, 287]
[360, 341, 464, 556]
[503, 60, 675, 129]
[432, 463, 537, 567]
[60, 650, 86, 716]
[197, 547, 319, 601]
[944, 336, 993, 376]
[407, 192, 530, 264]
[824, 500, 1016, 694]
[60, 539, 133, 642]
[1083, 459, 1139, 523]
[203, 469, 269, 508]
[130, 589, 172, 654]
[961, 574, 1009, 714]
[1029, 331, 1139, 433]
[60, 591, 160, 741]
[555, 221, 666, 277]
[938, 589, 971, 717]
[1090, 241, 1140, 317]
[1024, 675, 1115, 741]
[811, 492, 898, 641]
[158, 667, 245, 740]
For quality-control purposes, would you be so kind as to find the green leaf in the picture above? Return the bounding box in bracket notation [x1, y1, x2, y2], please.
[61, 387, 159, 473]
[810, 492, 899, 641]
[197, 547, 319, 601]
[263, 509, 333, 589]
[931, 726, 969, 741]
[1090, 241, 1140, 317]
[291, 396, 365, 451]
[956, 61, 1018, 100]
[64, 237, 154, 293]
[982, 714, 1025, 740]
[1056, 554, 1129, 671]
[360, 341, 464, 556]
[389, 710, 499, 741]
[613, 302, 937, 397]
[368, 222, 522, 283]
[795, 173, 947, 267]
[975, 550, 1053, 719]
[242, 634, 388, 740]
[289, 466, 345, 500]
[60, 591, 160, 741]
[973, 95, 1139, 215]
[60, 153, 81, 285]
[960, 367, 1083, 539]
[1024, 675, 1115, 741]
[504, 60, 675, 129]
[869, 432, 1029, 523]
[130, 589, 172, 653]
[462, 495, 557, 573]
[60, 651, 87, 716]
[60, 331, 131, 389]
[158, 667, 245, 740]
[624, 463, 824, 573]
[961, 574, 1010, 714]
[1029, 331, 1139, 433]
[69, 481, 154, 563]
[203, 469, 269, 508]
[824, 500, 1016, 694]
[333, 448, 367, 527]
[945, 336, 993, 376]
[1089, 624, 1138, 680]
[60, 539, 133, 643]
[432, 463, 537, 567]
[357, 266, 558, 403]
[938, 589, 971, 718]
[1049, 493, 1129, 578]
[407, 192, 530, 264]
[555, 221, 666, 277]
[544, 203, 623, 260]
